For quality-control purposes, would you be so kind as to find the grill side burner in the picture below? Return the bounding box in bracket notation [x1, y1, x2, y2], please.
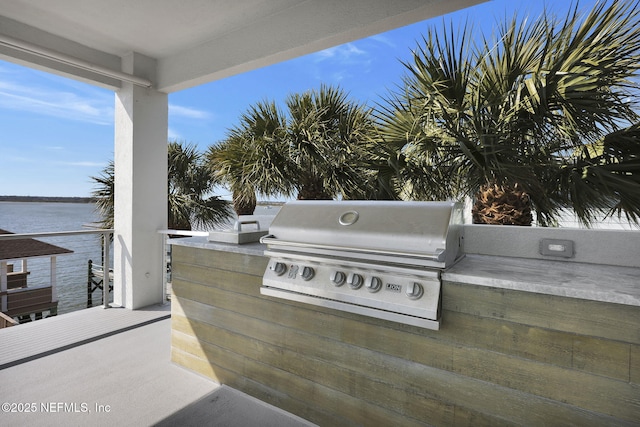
[260, 201, 464, 330]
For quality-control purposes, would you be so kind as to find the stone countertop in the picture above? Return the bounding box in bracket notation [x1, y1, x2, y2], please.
[168, 236, 266, 257]
[444, 254, 640, 307]
[168, 237, 640, 307]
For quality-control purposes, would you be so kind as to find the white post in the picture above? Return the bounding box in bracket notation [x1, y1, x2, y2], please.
[21, 259, 27, 273]
[162, 234, 168, 304]
[1, 261, 7, 313]
[50, 256, 58, 303]
[113, 52, 168, 309]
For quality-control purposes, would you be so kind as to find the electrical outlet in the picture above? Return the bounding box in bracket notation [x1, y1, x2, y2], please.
[540, 239, 574, 258]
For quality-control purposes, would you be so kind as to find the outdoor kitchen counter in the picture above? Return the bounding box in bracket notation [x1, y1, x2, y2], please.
[168, 236, 265, 257]
[169, 236, 640, 307]
[169, 233, 640, 426]
[443, 254, 640, 307]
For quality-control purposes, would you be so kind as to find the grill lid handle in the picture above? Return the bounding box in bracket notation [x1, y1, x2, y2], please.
[260, 235, 447, 262]
[234, 220, 260, 232]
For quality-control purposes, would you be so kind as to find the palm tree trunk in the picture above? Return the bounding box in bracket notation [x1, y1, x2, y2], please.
[472, 182, 533, 226]
[232, 189, 257, 216]
[297, 179, 332, 200]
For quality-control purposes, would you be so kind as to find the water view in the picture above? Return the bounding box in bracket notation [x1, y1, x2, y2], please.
[0, 201, 282, 316]
[0, 201, 104, 315]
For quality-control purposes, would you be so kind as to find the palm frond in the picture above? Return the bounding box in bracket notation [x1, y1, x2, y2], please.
[92, 141, 233, 231]
[377, 0, 640, 226]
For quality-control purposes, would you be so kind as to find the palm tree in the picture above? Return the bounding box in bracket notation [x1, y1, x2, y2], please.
[207, 84, 386, 204]
[378, 1, 640, 226]
[285, 85, 381, 200]
[92, 141, 233, 231]
[91, 160, 115, 230]
[207, 101, 288, 214]
[167, 141, 233, 229]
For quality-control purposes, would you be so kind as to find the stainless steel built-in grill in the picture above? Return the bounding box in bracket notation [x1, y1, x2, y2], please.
[260, 201, 464, 330]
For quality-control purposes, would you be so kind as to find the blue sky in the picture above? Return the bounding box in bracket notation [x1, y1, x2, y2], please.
[0, 0, 604, 198]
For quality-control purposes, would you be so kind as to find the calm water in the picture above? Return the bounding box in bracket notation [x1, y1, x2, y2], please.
[0, 202, 105, 315]
[0, 202, 281, 316]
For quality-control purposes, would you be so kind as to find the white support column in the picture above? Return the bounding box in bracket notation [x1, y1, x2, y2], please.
[113, 52, 168, 309]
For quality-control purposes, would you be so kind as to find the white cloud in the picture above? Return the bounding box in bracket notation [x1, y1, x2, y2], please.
[57, 160, 107, 167]
[307, 43, 374, 83]
[314, 43, 368, 63]
[169, 104, 211, 120]
[369, 34, 396, 48]
[3, 154, 106, 168]
[0, 80, 113, 125]
[328, 70, 349, 82]
[167, 127, 181, 140]
[4, 155, 33, 163]
[0, 72, 211, 127]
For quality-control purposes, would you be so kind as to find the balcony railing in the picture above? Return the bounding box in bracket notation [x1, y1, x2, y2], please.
[158, 229, 209, 302]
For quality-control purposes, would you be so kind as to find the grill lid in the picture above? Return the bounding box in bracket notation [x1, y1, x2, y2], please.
[262, 200, 464, 268]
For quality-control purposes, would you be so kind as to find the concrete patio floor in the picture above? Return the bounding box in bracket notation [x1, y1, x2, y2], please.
[0, 304, 315, 426]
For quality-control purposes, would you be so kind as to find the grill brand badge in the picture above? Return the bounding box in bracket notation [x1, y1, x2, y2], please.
[386, 283, 402, 293]
[288, 265, 299, 279]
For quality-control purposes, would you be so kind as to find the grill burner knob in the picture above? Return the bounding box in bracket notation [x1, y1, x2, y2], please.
[406, 282, 424, 299]
[301, 266, 315, 281]
[347, 273, 363, 289]
[365, 276, 382, 292]
[270, 262, 287, 276]
[330, 271, 346, 286]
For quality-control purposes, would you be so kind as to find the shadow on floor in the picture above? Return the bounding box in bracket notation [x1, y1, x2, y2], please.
[153, 385, 317, 427]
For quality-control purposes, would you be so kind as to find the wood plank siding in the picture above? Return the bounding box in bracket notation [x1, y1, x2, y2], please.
[7, 271, 29, 289]
[4, 286, 57, 318]
[171, 245, 640, 426]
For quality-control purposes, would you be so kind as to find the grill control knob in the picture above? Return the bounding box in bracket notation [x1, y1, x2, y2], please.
[406, 282, 424, 300]
[301, 266, 315, 281]
[365, 276, 382, 292]
[347, 273, 363, 289]
[330, 271, 346, 286]
[269, 262, 287, 276]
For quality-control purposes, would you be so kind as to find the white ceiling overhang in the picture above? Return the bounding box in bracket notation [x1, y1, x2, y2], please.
[0, 0, 485, 93]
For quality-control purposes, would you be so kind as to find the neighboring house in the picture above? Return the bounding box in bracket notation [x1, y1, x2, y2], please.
[0, 229, 73, 325]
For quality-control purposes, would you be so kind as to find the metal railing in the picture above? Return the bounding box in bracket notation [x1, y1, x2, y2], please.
[1, 228, 214, 319]
[157, 229, 209, 303]
[0, 229, 114, 311]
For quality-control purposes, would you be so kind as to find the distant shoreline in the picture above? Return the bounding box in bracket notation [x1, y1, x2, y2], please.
[0, 196, 95, 203]
[0, 196, 286, 205]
